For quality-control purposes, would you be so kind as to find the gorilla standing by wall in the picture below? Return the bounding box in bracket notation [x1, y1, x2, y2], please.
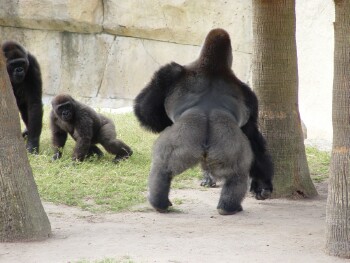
[134, 28, 273, 215]
[2, 41, 43, 154]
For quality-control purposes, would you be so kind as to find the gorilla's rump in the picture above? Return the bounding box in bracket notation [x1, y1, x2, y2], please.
[151, 109, 252, 178]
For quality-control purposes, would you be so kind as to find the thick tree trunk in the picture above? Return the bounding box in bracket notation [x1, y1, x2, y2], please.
[252, 0, 317, 198]
[0, 52, 51, 241]
[325, 0, 350, 258]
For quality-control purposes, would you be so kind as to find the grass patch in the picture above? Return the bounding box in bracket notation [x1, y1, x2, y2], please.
[29, 110, 200, 213]
[306, 146, 330, 183]
[28, 109, 330, 212]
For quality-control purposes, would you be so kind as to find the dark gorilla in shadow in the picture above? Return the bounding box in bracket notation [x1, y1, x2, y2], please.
[2, 41, 43, 154]
[134, 28, 273, 215]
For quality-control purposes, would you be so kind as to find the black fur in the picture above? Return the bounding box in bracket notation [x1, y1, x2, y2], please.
[135, 29, 274, 203]
[2, 41, 43, 154]
[201, 80, 274, 200]
[50, 94, 133, 162]
[134, 62, 184, 133]
[134, 28, 268, 215]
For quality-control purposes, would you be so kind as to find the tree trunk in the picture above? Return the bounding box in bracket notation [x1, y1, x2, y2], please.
[0, 52, 51, 241]
[325, 0, 350, 258]
[252, 0, 317, 198]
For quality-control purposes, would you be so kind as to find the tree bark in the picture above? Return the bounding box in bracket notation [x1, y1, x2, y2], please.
[0, 51, 51, 241]
[252, 0, 317, 198]
[325, 0, 350, 258]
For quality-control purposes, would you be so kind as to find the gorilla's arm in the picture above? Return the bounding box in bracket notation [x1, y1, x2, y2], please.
[72, 113, 93, 161]
[50, 113, 68, 160]
[134, 62, 184, 133]
[26, 102, 43, 151]
[241, 119, 274, 197]
[25, 53, 43, 153]
[240, 83, 274, 199]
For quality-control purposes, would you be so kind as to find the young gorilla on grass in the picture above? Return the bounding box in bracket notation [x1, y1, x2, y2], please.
[50, 94, 133, 163]
[134, 28, 273, 215]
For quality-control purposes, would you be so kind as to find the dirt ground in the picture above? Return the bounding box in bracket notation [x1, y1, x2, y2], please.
[0, 181, 347, 263]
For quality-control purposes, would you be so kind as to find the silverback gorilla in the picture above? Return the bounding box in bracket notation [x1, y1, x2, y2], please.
[50, 94, 133, 162]
[134, 28, 273, 215]
[2, 41, 43, 154]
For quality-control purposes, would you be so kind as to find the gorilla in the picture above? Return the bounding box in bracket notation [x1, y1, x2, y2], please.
[50, 94, 133, 162]
[2, 41, 43, 154]
[134, 28, 273, 215]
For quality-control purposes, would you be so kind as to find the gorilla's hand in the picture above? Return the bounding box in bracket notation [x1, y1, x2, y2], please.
[250, 179, 273, 200]
[26, 138, 39, 154]
[22, 129, 28, 138]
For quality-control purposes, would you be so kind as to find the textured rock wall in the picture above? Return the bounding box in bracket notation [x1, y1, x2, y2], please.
[0, 0, 251, 108]
[0, 0, 335, 142]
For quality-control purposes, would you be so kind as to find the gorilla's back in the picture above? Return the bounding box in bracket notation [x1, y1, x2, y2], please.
[165, 75, 250, 127]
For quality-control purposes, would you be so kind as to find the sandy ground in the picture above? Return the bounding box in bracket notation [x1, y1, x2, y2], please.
[0, 181, 347, 263]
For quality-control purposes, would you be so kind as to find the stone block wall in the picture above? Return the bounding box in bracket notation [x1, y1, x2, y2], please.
[0, 0, 251, 108]
[0, 0, 336, 143]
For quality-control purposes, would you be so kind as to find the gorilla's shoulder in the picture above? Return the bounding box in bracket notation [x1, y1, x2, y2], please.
[158, 62, 184, 74]
[154, 62, 185, 84]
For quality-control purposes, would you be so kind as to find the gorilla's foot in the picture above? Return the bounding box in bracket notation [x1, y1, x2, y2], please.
[149, 197, 172, 213]
[200, 177, 216, 187]
[200, 171, 217, 187]
[217, 204, 243, 215]
[254, 189, 272, 200]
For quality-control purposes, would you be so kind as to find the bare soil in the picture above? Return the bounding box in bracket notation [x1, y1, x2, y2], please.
[0, 181, 347, 263]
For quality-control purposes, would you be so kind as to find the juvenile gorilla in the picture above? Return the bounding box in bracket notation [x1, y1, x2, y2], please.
[2, 41, 43, 154]
[50, 94, 133, 162]
[134, 28, 272, 215]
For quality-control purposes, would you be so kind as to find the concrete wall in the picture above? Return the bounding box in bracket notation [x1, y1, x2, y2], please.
[0, 0, 335, 144]
[0, 0, 251, 108]
[296, 0, 334, 145]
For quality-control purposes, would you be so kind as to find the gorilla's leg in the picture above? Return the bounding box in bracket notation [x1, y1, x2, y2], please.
[148, 166, 173, 213]
[148, 113, 206, 212]
[217, 175, 248, 215]
[98, 123, 133, 162]
[207, 112, 253, 215]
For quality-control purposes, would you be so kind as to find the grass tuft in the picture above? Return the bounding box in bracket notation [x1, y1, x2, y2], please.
[306, 146, 330, 183]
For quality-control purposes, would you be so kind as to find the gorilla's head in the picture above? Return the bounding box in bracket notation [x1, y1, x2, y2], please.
[2, 41, 30, 84]
[198, 28, 233, 72]
[6, 58, 29, 84]
[52, 94, 76, 122]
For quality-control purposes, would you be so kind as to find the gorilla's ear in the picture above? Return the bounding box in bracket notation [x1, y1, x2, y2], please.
[134, 62, 185, 133]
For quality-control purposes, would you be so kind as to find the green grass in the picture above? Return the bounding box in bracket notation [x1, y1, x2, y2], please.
[306, 146, 330, 183]
[29, 111, 200, 213]
[29, 110, 330, 212]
